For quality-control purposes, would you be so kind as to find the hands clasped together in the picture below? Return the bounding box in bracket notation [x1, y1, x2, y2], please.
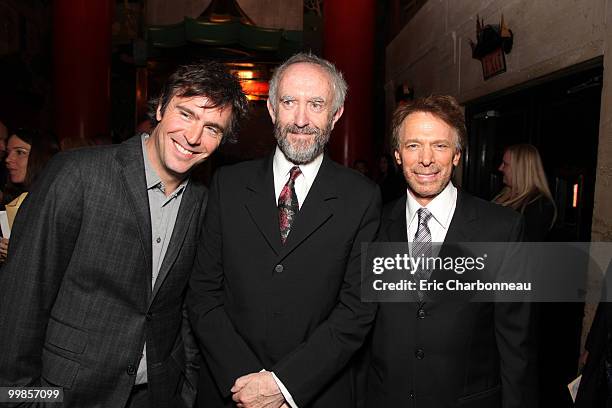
[231, 371, 289, 408]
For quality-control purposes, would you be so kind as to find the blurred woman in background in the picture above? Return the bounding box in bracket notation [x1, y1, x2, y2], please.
[494, 143, 556, 240]
[0, 128, 58, 261]
[495, 143, 582, 408]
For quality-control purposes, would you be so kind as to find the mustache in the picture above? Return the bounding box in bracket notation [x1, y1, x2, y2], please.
[283, 124, 321, 135]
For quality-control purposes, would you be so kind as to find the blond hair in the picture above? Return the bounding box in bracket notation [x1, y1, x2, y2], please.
[493, 144, 556, 226]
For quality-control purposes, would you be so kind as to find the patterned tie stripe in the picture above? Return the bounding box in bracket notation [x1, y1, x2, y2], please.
[413, 208, 433, 299]
[278, 166, 301, 244]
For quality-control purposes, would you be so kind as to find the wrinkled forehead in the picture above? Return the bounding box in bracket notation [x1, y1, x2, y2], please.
[278, 62, 334, 97]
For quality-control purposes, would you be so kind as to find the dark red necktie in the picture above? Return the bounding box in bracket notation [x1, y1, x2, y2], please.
[278, 166, 302, 244]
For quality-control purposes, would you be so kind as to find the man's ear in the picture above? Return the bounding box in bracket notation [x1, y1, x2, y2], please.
[156, 102, 163, 122]
[329, 105, 344, 130]
[266, 99, 276, 124]
[452, 150, 461, 167]
[394, 150, 402, 165]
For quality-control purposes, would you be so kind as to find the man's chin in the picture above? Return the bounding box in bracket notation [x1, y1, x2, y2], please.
[409, 184, 445, 199]
[278, 145, 319, 165]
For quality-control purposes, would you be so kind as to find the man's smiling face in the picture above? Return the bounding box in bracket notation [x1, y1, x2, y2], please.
[394, 111, 461, 206]
[147, 94, 231, 189]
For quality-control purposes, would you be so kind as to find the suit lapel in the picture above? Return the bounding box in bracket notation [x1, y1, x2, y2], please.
[150, 182, 204, 303]
[442, 189, 478, 245]
[115, 136, 152, 303]
[431, 190, 479, 287]
[245, 156, 283, 255]
[280, 156, 336, 258]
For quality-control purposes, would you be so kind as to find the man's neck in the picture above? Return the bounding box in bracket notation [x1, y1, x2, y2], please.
[144, 134, 183, 196]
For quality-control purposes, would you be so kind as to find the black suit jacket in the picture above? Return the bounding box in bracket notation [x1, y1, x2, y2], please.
[366, 190, 538, 408]
[0, 136, 204, 408]
[187, 154, 381, 407]
[575, 302, 611, 407]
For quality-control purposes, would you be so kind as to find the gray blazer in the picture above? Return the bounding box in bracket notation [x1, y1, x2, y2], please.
[0, 135, 204, 408]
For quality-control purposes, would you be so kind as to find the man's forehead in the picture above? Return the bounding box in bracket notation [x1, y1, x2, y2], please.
[278, 63, 332, 92]
[171, 94, 213, 108]
[402, 112, 452, 134]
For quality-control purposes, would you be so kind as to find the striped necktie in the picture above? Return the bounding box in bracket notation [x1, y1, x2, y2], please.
[413, 208, 433, 297]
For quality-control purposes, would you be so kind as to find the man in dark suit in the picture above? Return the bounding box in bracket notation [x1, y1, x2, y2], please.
[365, 95, 537, 408]
[187, 53, 381, 408]
[0, 62, 248, 408]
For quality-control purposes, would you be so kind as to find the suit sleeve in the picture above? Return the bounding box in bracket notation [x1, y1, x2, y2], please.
[271, 185, 381, 407]
[187, 169, 263, 398]
[494, 215, 539, 408]
[0, 154, 83, 386]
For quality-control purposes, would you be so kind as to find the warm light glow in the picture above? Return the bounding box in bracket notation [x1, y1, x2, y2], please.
[572, 183, 579, 208]
[236, 70, 254, 79]
[240, 79, 269, 101]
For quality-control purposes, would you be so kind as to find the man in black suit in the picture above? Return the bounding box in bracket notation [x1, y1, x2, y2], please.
[365, 95, 537, 408]
[187, 53, 381, 408]
[0, 62, 248, 408]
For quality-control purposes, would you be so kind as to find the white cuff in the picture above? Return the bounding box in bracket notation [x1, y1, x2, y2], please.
[271, 371, 298, 408]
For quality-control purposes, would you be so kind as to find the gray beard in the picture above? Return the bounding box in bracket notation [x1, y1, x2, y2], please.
[274, 121, 332, 165]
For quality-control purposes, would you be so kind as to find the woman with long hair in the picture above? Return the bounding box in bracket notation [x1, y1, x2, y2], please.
[495, 144, 581, 407]
[493, 143, 556, 241]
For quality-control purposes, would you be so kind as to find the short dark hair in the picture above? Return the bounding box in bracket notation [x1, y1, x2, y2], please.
[391, 95, 466, 152]
[148, 61, 248, 143]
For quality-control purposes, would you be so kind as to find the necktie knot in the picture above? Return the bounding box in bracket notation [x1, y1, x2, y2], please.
[417, 208, 432, 228]
[288, 166, 301, 182]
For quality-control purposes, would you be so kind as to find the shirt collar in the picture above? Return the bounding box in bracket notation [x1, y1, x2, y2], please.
[406, 181, 457, 230]
[273, 146, 324, 186]
[141, 134, 188, 198]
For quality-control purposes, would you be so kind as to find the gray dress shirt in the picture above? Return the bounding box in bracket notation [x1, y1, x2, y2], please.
[136, 134, 188, 384]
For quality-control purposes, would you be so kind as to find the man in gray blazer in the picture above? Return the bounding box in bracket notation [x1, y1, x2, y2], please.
[0, 62, 247, 408]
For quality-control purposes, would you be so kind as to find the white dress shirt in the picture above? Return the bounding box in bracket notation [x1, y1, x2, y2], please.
[273, 146, 324, 208]
[406, 182, 458, 254]
[265, 147, 324, 408]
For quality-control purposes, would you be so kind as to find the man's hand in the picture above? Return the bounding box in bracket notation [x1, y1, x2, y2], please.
[231, 371, 285, 408]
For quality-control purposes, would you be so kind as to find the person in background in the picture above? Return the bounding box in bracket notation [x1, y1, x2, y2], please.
[494, 143, 556, 241]
[0, 128, 59, 261]
[495, 143, 582, 408]
[5, 128, 58, 195]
